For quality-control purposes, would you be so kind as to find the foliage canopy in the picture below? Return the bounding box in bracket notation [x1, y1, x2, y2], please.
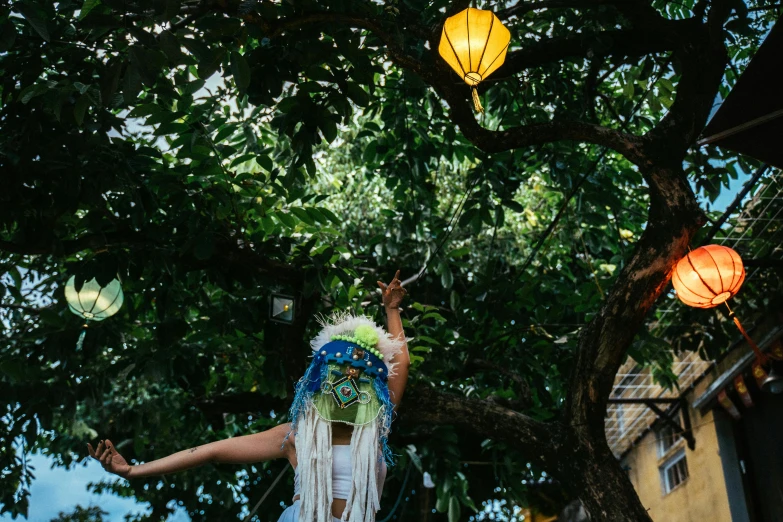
[0, 0, 778, 520]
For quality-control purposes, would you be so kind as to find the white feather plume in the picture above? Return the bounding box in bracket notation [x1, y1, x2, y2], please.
[310, 311, 405, 377]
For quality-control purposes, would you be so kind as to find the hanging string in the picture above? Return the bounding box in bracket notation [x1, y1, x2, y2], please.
[408, 173, 483, 284]
[471, 87, 484, 113]
[378, 464, 413, 522]
[242, 462, 291, 522]
[75, 324, 88, 350]
[724, 302, 767, 364]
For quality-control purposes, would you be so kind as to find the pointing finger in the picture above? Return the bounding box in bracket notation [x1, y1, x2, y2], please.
[394, 269, 401, 282]
[100, 447, 112, 463]
[101, 452, 113, 467]
[87, 443, 95, 458]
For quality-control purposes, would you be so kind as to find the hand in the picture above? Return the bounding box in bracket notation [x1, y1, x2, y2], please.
[88, 439, 132, 478]
[377, 270, 407, 310]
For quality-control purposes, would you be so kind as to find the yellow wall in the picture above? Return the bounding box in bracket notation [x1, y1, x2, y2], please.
[623, 404, 732, 522]
[518, 509, 556, 522]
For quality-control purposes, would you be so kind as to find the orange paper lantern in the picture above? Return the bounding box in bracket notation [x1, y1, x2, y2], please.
[671, 244, 778, 364]
[671, 244, 745, 309]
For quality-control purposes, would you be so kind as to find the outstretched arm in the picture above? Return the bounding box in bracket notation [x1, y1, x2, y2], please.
[377, 270, 410, 409]
[88, 423, 292, 479]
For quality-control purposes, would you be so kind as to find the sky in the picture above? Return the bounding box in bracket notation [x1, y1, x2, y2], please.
[0, 454, 189, 522]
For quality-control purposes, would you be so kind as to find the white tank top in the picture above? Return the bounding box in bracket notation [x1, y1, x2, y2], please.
[293, 445, 387, 500]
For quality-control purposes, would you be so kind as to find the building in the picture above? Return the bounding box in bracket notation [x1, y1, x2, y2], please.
[605, 166, 783, 522]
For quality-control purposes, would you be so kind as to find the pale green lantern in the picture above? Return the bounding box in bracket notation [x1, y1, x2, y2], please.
[65, 275, 124, 349]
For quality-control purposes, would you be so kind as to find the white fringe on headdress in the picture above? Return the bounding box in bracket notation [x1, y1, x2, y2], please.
[297, 405, 333, 522]
[341, 419, 382, 522]
[310, 311, 405, 377]
[296, 408, 384, 522]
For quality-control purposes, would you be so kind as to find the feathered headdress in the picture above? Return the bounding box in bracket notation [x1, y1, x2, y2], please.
[288, 312, 403, 522]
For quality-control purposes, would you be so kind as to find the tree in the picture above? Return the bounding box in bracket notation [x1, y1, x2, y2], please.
[0, 0, 776, 520]
[50, 505, 108, 522]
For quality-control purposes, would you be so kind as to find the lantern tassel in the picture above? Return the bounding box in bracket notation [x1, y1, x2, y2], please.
[75, 325, 87, 351]
[729, 312, 767, 364]
[471, 87, 484, 114]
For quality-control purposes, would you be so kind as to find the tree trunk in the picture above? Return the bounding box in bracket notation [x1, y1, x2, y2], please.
[555, 164, 703, 521]
[555, 432, 652, 522]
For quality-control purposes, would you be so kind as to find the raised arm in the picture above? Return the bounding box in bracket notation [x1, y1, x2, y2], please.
[377, 270, 410, 409]
[87, 423, 292, 479]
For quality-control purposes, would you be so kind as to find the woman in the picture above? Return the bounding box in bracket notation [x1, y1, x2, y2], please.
[88, 272, 409, 522]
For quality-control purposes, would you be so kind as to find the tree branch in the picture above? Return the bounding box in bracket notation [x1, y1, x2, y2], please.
[495, 27, 683, 81]
[195, 384, 556, 456]
[231, 7, 694, 166]
[0, 304, 48, 315]
[191, 392, 289, 418]
[496, 0, 633, 20]
[400, 386, 556, 456]
[470, 358, 533, 408]
[0, 232, 302, 285]
[644, 2, 732, 160]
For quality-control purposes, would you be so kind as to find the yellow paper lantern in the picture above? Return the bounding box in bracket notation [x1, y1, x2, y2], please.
[438, 7, 511, 113]
[65, 275, 124, 349]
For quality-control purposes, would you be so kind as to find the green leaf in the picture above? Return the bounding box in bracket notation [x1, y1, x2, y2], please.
[320, 117, 338, 144]
[129, 103, 161, 117]
[73, 82, 90, 94]
[441, 269, 453, 289]
[18, 82, 48, 104]
[79, 0, 101, 20]
[435, 492, 448, 513]
[197, 48, 226, 79]
[503, 199, 525, 213]
[0, 21, 18, 52]
[213, 124, 237, 143]
[261, 216, 276, 235]
[256, 155, 273, 172]
[154, 122, 190, 136]
[422, 312, 447, 323]
[362, 141, 377, 163]
[290, 207, 315, 225]
[306, 207, 329, 225]
[15, 3, 50, 41]
[448, 496, 460, 522]
[448, 247, 470, 259]
[159, 30, 183, 62]
[277, 97, 298, 113]
[306, 66, 333, 82]
[450, 290, 460, 311]
[229, 153, 255, 168]
[344, 82, 370, 107]
[317, 207, 341, 225]
[74, 94, 90, 126]
[230, 51, 251, 91]
[275, 211, 296, 228]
